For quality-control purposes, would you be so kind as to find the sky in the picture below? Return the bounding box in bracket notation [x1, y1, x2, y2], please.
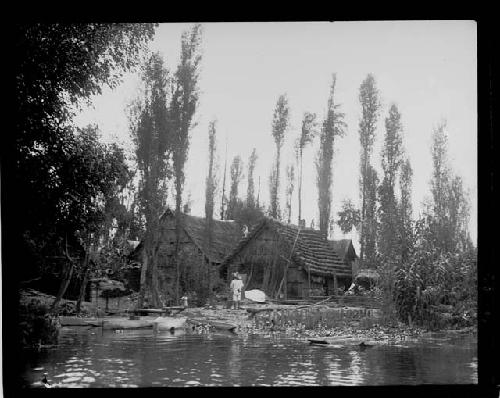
[74, 21, 477, 250]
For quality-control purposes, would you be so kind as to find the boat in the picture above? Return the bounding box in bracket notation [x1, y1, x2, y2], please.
[308, 337, 379, 346]
[59, 316, 103, 327]
[102, 317, 156, 330]
[152, 316, 187, 330]
[187, 318, 237, 332]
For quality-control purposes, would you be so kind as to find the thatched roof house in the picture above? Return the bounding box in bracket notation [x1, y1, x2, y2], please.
[125, 209, 244, 292]
[220, 217, 352, 299]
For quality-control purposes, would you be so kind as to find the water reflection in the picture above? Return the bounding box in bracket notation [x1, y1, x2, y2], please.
[22, 328, 477, 387]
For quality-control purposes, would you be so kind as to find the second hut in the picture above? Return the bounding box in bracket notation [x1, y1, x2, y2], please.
[220, 217, 352, 300]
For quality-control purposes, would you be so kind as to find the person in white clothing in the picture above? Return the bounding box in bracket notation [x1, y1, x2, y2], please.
[229, 273, 244, 309]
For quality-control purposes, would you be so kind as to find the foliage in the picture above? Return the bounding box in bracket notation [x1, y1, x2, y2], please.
[19, 299, 60, 347]
[398, 157, 413, 262]
[316, 74, 346, 236]
[295, 112, 318, 224]
[285, 164, 295, 224]
[358, 74, 381, 264]
[169, 24, 203, 302]
[268, 164, 281, 220]
[336, 199, 361, 234]
[226, 155, 244, 220]
[363, 165, 379, 266]
[205, 120, 218, 235]
[14, 23, 156, 302]
[130, 52, 171, 308]
[269, 94, 290, 219]
[246, 148, 258, 208]
[426, 122, 472, 253]
[393, 224, 477, 329]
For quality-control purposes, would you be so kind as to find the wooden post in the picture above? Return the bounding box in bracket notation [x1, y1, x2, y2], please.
[333, 274, 338, 296]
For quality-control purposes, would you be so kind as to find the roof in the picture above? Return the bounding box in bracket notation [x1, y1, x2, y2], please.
[329, 239, 357, 261]
[130, 209, 243, 264]
[221, 217, 351, 277]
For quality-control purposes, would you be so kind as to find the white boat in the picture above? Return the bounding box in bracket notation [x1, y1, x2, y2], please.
[152, 316, 187, 330]
[102, 317, 155, 330]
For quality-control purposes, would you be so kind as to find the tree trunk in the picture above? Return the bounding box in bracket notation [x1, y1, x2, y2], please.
[76, 259, 90, 314]
[137, 246, 148, 308]
[175, 176, 183, 304]
[51, 261, 74, 313]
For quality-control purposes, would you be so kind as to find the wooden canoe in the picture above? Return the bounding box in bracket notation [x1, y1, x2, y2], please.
[152, 316, 187, 330]
[187, 318, 237, 332]
[59, 317, 102, 327]
[102, 318, 155, 330]
[308, 337, 379, 346]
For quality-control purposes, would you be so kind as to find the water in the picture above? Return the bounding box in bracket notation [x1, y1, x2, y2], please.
[22, 327, 477, 387]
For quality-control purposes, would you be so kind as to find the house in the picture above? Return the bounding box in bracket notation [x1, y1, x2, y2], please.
[329, 239, 359, 279]
[220, 217, 352, 299]
[126, 209, 244, 292]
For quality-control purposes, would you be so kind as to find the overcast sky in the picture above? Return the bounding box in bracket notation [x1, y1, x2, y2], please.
[74, 21, 477, 249]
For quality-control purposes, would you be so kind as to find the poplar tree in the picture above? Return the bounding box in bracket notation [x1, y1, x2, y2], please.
[285, 164, 295, 224]
[428, 122, 471, 253]
[316, 74, 346, 236]
[205, 120, 217, 242]
[130, 52, 170, 308]
[358, 74, 380, 265]
[398, 157, 413, 261]
[296, 112, 318, 225]
[170, 24, 202, 302]
[227, 156, 244, 220]
[269, 94, 289, 219]
[247, 148, 258, 208]
[378, 104, 404, 261]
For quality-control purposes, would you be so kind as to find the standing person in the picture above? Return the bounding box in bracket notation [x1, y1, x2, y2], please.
[229, 273, 244, 310]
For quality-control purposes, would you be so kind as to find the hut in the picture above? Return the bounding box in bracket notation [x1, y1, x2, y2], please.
[128, 209, 244, 293]
[329, 239, 359, 279]
[220, 217, 352, 300]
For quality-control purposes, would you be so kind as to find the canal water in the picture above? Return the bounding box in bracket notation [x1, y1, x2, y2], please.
[22, 327, 477, 387]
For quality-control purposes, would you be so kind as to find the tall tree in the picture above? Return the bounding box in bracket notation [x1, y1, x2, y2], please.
[13, 23, 156, 286]
[296, 112, 318, 225]
[205, 120, 218, 244]
[247, 148, 258, 208]
[227, 156, 244, 220]
[364, 165, 379, 265]
[269, 94, 290, 219]
[358, 74, 381, 265]
[428, 122, 471, 252]
[398, 157, 413, 261]
[316, 74, 347, 236]
[169, 24, 203, 303]
[220, 140, 228, 220]
[378, 104, 404, 261]
[130, 52, 170, 308]
[285, 164, 295, 224]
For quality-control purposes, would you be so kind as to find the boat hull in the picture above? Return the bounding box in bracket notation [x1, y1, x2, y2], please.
[102, 318, 155, 330]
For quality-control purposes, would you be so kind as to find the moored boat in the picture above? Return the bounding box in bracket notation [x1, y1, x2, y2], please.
[102, 317, 155, 330]
[59, 316, 102, 327]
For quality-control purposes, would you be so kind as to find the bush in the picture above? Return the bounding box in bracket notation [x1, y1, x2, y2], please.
[393, 247, 476, 329]
[19, 299, 60, 347]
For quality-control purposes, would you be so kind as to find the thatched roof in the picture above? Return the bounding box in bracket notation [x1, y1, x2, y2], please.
[221, 217, 352, 277]
[329, 239, 357, 262]
[130, 209, 243, 264]
[166, 211, 243, 264]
